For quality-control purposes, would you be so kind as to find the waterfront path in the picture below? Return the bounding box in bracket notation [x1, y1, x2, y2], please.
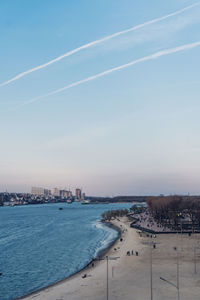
[20, 217, 200, 300]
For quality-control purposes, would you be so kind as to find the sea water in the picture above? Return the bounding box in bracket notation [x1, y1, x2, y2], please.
[0, 202, 132, 300]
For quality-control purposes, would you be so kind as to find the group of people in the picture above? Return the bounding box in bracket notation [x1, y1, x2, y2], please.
[127, 250, 139, 256]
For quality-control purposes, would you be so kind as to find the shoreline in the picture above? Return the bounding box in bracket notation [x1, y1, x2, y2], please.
[15, 220, 122, 300]
[15, 218, 200, 300]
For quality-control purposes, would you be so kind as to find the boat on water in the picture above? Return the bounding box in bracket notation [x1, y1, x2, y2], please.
[81, 200, 109, 205]
[81, 200, 91, 205]
[89, 202, 109, 205]
[74, 198, 80, 202]
[66, 199, 72, 204]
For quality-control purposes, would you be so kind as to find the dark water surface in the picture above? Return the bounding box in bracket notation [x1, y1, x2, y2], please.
[0, 202, 132, 300]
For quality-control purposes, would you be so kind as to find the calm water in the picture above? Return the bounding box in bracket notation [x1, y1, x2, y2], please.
[0, 202, 132, 300]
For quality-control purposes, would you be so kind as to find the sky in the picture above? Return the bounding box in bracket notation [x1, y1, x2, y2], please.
[0, 0, 200, 196]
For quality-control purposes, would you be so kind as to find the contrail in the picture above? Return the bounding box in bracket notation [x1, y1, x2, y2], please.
[22, 40, 200, 106]
[0, 2, 199, 88]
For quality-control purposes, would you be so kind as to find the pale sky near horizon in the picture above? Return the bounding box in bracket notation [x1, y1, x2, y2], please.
[1, 0, 200, 196]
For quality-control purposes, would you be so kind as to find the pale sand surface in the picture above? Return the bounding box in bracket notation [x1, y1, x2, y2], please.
[21, 217, 200, 300]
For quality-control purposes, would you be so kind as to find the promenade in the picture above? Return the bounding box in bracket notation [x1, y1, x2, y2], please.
[20, 217, 200, 300]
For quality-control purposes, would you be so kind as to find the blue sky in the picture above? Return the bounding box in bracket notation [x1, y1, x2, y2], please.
[0, 0, 200, 195]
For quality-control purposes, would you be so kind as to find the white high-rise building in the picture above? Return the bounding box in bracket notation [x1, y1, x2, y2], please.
[75, 188, 82, 200]
[54, 188, 60, 197]
[31, 187, 45, 195]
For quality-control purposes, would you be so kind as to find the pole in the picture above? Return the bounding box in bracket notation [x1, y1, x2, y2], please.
[96, 256, 119, 300]
[181, 221, 183, 252]
[177, 247, 180, 300]
[95, 256, 119, 300]
[150, 242, 153, 300]
[194, 236, 197, 274]
[106, 256, 109, 300]
[194, 246, 197, 274]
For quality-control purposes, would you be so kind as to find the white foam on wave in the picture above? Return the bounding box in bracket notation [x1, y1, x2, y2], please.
[92, 220, 118, 257]
[92, 220, 105, 230]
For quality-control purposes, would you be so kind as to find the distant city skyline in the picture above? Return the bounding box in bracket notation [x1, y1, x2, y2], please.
[1, 0, 200, 196]
[0, 184, 195, 197]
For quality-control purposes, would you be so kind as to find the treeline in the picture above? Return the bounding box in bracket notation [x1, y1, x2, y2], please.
[147, 195, 200, 229]
[89, 196, 147, 203]
[130, 204, 146, 214]
[101, 209, 129, 221]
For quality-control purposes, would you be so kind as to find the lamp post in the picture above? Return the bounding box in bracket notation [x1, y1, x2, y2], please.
[150, 242, 153, 300]
[142, 238, 156, 300]
[193, 234, 197, 274]
[180, 220, 183, 252]
[106, 256, 109, 300]
[105, 256, 120, 300]
[160, 246, 180, 300]
[95, 255, 119, 300]
[176, 247, 180, 300]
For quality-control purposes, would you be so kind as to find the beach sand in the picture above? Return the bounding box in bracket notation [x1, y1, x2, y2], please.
[19, 217, 200, 300]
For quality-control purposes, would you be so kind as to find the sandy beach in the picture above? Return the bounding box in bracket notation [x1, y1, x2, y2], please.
[19, 217, 200, 300]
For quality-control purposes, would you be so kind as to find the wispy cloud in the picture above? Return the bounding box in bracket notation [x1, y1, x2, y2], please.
[18, 40, 200, 107]
[92, 7, 200, 55]
[0, 1, 199, 87]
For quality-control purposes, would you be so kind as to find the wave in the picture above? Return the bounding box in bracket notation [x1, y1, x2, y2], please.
[91, 220, 119, 257]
